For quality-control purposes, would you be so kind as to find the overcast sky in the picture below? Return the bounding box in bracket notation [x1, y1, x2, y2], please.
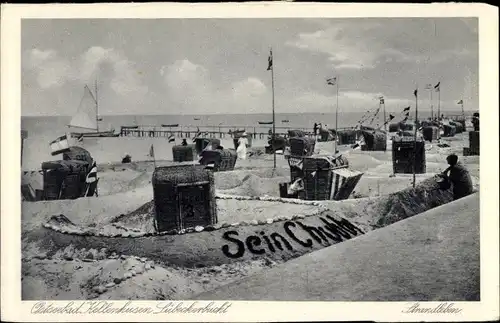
[21, 18, 478, 116]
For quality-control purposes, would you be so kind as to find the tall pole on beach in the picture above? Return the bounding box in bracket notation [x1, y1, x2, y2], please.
[95, 77, 99, 132]
[438, 84, 441, 120]
[425, 84, 433, 120]
[267, 48, 276, 169]
[380, 96, 386, 132]
[326, 76, 338, 152]
[413, 87, 418, 188]
[336, 76, 339, 135]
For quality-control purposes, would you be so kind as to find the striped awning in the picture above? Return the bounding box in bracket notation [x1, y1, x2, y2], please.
[331, 167, 363, 178]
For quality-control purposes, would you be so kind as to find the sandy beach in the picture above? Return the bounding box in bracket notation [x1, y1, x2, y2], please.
[21, 129, 480, 300]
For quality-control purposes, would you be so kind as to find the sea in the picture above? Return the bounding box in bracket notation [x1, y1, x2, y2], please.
[21, 110, 468, 171]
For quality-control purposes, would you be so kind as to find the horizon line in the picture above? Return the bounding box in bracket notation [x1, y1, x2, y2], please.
[21, 109, 478, 118]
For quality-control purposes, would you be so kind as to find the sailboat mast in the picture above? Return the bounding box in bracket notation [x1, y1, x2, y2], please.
[95, 78, 99, 132]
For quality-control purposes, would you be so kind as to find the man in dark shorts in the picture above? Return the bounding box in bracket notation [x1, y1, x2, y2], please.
[442, 154, 474, 200]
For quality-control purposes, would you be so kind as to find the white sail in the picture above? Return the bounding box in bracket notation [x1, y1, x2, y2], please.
[68, 85, 98, 130]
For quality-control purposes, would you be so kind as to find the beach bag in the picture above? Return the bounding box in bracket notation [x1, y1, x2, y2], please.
[152, 165, 217, 233]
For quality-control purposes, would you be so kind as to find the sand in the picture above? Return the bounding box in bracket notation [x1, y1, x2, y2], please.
[195, 193, 479, 301]
[21, 131, 480, 300]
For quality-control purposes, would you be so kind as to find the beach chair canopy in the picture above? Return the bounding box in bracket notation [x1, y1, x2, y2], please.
[42, 159, 88, 171]
[62, 146, 94, 166]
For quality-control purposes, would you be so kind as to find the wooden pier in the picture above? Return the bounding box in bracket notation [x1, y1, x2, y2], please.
[119, 125, 351, 140]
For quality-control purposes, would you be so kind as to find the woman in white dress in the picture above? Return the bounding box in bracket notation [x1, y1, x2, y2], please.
[236, 132, 248, 160]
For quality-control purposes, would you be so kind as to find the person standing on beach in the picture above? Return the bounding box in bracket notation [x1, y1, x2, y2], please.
[313, 123, 318, 136]
[441, 154, 474, 200]
[237, 132, 248, 160]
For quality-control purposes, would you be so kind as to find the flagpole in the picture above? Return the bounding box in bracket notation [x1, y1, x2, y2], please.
[413, 87, 418, 189]
[335, 76, 339, 136]
[438, 86, 441, 120]
[382, 97, 386, 132]
[430, 88, 433, 120]
[270, 48, 276, 169]
[95, 77, 99, 132]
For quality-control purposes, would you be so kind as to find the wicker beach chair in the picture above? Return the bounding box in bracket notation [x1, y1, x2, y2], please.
[41, 160, 89, 200]
[194, 138, 221, 155]
[464, 131, 480, 156]
[337, 130, 358, 145]
[360, 130, 387, 151]
[199, 149, 237, 172]
[301, 156, 363, 201]
[422, 126, 440, 142]
[289, 137, 316, 157]
[172, 144, 195, 162]
[152, 165, 217, 233]
[442, 124, 456, 137]
[288, 129, 305, 138]
[392, 136, 426, 174]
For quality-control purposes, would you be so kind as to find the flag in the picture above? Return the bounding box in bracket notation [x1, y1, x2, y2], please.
[85, 161, 98, 184]
[389, 114, 395, 120]
[457, 100, 463, 105]
[168, 133, 175, 143]
[402, 116, 409, 122]
[405, 111, 410, 117]
[379, 97, 385, 104]
[267, 50, 273, 71]
[193, 127, 202, 142]
[49, 134, 70, 156]
[149, 144, 155, 158]
[434, 82, 440, 92]
[326, 77, 337, 86]
[414, 89, 418, 97]
[403, 106, 411, 112]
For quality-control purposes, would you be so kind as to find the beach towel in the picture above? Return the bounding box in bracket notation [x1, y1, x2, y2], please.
[237, 137, 248, 160]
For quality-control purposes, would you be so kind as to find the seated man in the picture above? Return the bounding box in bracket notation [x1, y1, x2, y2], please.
[441, 154, 474, 200]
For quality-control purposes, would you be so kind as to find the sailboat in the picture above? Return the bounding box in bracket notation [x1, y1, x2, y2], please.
[68, 81, 119, 138]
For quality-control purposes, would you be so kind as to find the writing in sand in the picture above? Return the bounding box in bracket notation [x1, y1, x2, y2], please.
[221, 215, 365, 258]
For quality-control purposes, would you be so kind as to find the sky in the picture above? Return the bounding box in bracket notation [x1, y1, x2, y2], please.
[21, 18, 478, 116]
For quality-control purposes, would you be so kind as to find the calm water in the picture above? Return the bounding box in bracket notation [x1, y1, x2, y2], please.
[21, 110, 467, 171]
[22, 110, 466, 138]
